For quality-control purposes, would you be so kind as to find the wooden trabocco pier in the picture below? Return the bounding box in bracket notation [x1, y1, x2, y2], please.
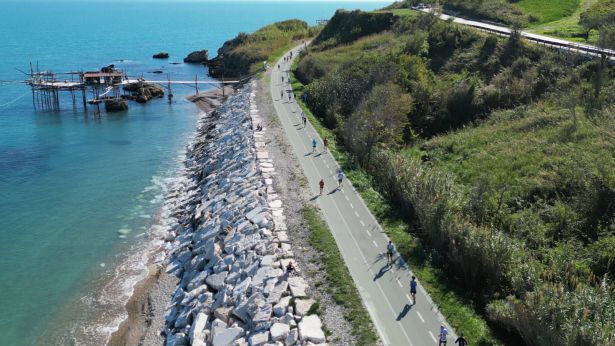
[24, 63, 239, 113]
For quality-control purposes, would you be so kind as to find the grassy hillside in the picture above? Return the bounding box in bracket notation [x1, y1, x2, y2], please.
[292, 8, 615, 346]
[517, 0, 581, 24]
[207, 19, 314, 78]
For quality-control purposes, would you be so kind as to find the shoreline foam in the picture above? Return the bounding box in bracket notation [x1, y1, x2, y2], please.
[107, 87, 235, 346]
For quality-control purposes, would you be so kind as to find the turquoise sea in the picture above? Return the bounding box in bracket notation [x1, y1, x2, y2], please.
[0, 1, 385, 344]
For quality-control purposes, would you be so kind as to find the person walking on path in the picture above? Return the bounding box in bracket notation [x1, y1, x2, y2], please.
[386, 240, 395, 265]
[323, 137, 329, 152]
[439, 325, 449, 346]
[312, 138, 317, 153]
[336, 169, 345, 189]
[319, 179, 325, 196]
[280, 90, 284, 100]
[302, 113, 307, 128]
[455, 333, 468, 346]
[410, 276, 417, 304]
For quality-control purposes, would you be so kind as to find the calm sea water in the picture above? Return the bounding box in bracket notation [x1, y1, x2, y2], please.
[0, 1, 385, 344]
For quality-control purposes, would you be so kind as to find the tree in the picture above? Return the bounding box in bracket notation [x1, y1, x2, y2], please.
[599, 24, 615, 49]
[580, 0, 615, 40]
[344, 83, 413, 165]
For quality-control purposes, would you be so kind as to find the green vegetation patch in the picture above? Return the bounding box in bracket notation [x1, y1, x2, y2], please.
[302, 207, 379, 346]
[208, 19, 313, 78]
[291, 64, 499, 345]
[287, 7, 615, 345]
[517, 0, 581, 24]
[312, 10, 397, 49]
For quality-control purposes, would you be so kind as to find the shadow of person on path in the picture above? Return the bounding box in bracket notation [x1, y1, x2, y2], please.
[327, 188, 338, 195]
[304, 152, 312, 157]
[373, 263, 391, 281]
[396, 303, 412, 321]
[309, 194, 319, 201]
[314, 153, 322, 158]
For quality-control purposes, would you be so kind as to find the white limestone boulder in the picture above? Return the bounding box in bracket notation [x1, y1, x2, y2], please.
[270, 323, 290, 342]
[298, 315, 325, 344]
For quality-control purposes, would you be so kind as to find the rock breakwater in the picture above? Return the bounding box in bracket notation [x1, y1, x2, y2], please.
[161, 82, 326, 346]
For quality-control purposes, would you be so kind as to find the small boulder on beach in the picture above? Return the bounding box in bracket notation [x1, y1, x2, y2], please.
[153, 52, 169, 59]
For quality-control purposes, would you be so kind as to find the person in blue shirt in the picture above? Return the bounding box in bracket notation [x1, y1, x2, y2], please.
[439, 325, 449, 345]
[312, 138, 317, 153]
[410, 276, 417, 304]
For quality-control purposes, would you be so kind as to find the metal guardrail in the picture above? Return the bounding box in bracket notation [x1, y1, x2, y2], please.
[413, 7, 615, 60]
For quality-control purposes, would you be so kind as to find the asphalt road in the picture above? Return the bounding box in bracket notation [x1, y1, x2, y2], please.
[415, 7, 615, 61]
[269, 45, 457, 346]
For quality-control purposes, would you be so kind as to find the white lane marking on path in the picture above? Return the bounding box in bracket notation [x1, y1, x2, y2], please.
[366, 229, 372, 237]
[323, 192, 414, 345]
[372, 240, 378, 248]
[354, 211, 360, 217]
[429, 331, 437, 343]
[350, 203, 355, 209]
[417, 311, 425, 323]
[345, 195, 350, 201]
[273, 52, 415, 346]
[360, 220, 365, 227]
[397, 278, 403, 288]
[406, 294, 412, 302]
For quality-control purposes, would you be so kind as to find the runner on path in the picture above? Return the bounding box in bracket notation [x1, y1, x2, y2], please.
[336, 170, 345, 189]
[323, 137, 329, 152]
[311, 138, 317, 153]
[410, 276, 417, 304]
[455, 333, 468, 346]
[439, 325, 449, 346]
[319, 179, 325, 195]
[386, 241, 395, 265]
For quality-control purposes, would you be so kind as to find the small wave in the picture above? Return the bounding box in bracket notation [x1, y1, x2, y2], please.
[67, 101, 208, 345]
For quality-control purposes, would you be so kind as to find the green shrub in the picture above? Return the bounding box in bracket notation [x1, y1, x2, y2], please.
[209, 19, 309, 77]
[313, 10, 396, 49]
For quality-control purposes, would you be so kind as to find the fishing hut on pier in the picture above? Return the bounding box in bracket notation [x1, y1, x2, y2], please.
[24, 62, 241, 114]
[27, 64, 130, 112]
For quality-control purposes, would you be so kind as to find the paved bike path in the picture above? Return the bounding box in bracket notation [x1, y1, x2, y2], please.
[268, 45, 457, 345]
